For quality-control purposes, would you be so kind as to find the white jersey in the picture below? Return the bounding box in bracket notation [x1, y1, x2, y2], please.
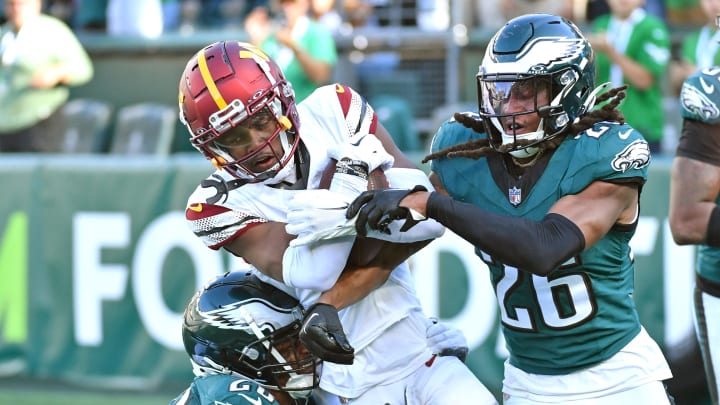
[185, 84, 434, 399]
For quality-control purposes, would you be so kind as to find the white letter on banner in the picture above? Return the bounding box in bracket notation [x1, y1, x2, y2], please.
[411, 230, 497, 350]
[133, 211, 223, 350]
[74, 212, 130, 346]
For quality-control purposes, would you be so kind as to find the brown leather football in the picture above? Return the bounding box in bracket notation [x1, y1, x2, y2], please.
[319, 159, 389, 266]
[319, 159, 389, 190]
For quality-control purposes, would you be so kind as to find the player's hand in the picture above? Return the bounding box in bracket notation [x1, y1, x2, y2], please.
[426, 319, 469, 363]
[299, 303, 354, 365]
[327, 133, 394, 173]
[285, 190, 356, 246]
[346, 185, 427, 236]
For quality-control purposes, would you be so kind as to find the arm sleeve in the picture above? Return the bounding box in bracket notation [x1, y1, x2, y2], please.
[282, 236, 355, 291]
[426, 192, 585, 276]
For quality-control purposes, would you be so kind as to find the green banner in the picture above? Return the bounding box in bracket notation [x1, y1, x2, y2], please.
[0, 154, 701, 398]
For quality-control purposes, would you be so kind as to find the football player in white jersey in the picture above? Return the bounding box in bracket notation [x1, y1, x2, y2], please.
[177, 41, 497, 404]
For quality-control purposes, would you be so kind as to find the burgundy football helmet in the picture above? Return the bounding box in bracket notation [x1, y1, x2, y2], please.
[178, 41, 301, 181]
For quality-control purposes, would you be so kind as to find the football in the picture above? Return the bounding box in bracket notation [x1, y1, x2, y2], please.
[319, 159, 388, 267]
[319, 159, 389, 190]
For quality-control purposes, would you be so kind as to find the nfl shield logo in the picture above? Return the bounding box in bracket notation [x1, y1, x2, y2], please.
[509, 186, 522, 206]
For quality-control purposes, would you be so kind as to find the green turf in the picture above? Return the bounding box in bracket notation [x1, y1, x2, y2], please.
[0, 387, 175, 405]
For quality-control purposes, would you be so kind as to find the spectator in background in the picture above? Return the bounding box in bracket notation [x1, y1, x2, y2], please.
[72, 0, 108, 31]
[0, 0, 93, 152]
[244, 0, 337, 102]
[477, 0, 574, 30]
[342, 0, 373, 28]
[669, 0, 720, 96]
[106, 0, 163, 38]
[309, 0, 342, 32]
[665, 0, 706, 28]
[587, 0, 670, 154]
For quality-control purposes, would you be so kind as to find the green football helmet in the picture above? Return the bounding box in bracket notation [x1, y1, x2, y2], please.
[477, 14, 596, 158]
[182, 271, 320, 399]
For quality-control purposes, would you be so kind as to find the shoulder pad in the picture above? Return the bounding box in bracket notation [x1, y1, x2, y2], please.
[681, 67, 720, 124]
[572, 122, 650, 182]
[194, 374, 281, 404]
[430, 113, 487, 154]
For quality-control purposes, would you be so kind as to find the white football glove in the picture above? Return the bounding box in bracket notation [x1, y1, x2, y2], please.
[286, 189, 356, 247]
[426, 319, 469, 362]
[327, 133, 394, 173]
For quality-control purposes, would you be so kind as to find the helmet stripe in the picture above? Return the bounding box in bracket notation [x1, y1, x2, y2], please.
[198, 49, 228, 110]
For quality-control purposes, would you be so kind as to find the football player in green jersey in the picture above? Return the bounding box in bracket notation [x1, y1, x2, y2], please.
[346, 14, 675, 404]
[170, 271, 320, 405]
[669, 16, 720, 405]
[170, 270, 476, 405]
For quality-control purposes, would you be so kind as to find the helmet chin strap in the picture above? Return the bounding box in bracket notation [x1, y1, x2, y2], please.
[258, 130, 297, 185]
[494, 116, 544, 158]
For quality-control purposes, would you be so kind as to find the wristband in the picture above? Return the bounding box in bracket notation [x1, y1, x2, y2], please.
[706, 205, 720, 247]
[335, 158, 369, 180]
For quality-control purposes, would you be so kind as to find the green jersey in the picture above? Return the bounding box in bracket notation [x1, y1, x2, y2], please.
[592, 9, 670, 143]
[261, 16, 337, 103]
[679, 67, 720, 284]
[171, 374, 282, 405]
[430, 117, 650, 375]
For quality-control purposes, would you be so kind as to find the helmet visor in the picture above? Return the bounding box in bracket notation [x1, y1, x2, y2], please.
[479, 76, 553, 138]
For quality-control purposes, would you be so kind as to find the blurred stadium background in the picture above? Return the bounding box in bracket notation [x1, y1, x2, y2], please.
[0, 0, 713, 404]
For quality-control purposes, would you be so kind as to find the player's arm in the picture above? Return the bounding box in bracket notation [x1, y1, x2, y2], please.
[224, 222, 296, 282]
[428, 171, 449, 196]
[298, 236, 430, 364]
[317, 238, 430, 309]
[375, 121, 417, 169]
[669, 157, 720, 245]
[348, 178, 639, 276]
[669, 117, 720, 246]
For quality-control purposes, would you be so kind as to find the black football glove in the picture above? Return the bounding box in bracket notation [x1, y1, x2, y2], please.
[346, 185, 428, 237]
[299, 303, 354, 365]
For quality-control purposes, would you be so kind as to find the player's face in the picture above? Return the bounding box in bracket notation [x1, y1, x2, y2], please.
[270, 334, 320, 398]
[701, 0, 720, 22]
[606, 0, 645, 19]
[5, 0, 40, 26]
[214, 112, 287, 174]
[274, 335, 314, 370]
[498, 80, 550, 136]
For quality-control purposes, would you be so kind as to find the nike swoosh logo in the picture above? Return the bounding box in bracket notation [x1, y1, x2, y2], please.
[188, 203, 203, 212]
[238, 393, 262, 405]
[350, 137, 364, 146]
[618, 128, 633, 139]
[302, 313, 320, 335]
[700, 77, 715, 94]
[335, 84, 345, 93]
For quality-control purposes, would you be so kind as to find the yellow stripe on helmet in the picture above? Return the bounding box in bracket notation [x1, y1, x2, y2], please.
[197, 49, 228, 110]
